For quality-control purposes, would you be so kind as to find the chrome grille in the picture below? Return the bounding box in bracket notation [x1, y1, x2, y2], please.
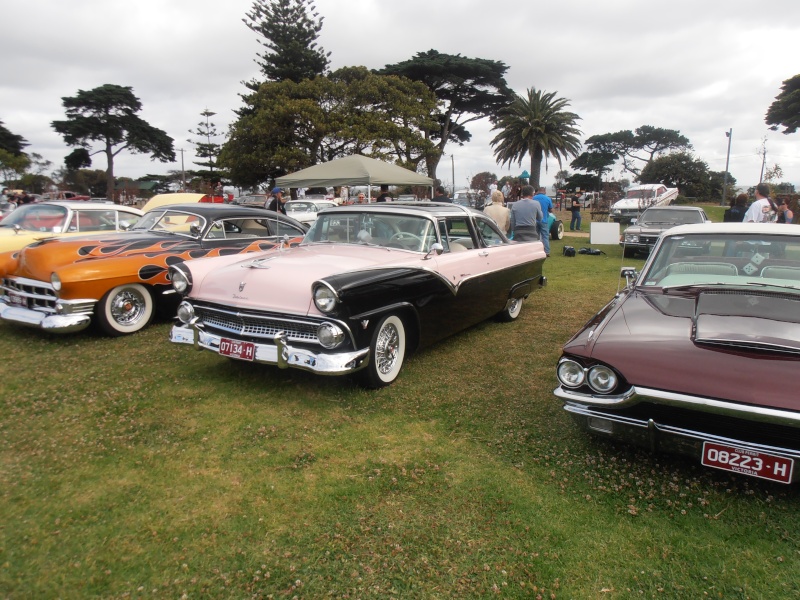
[640, 235, 658, 245]
[1, 277, 57, 312]
[194, 303, 320, 343]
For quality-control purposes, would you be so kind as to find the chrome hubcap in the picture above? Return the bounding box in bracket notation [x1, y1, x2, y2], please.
[111, 290, 146, 326]
[376, 323, 399, 374]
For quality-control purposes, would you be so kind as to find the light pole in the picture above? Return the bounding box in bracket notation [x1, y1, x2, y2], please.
[451, 154, 455, 195]
[179, 148, 186, 191]
[721, 129, 732, 206]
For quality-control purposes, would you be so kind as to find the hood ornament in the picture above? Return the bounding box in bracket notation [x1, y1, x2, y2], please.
[245, 256, 276, 269]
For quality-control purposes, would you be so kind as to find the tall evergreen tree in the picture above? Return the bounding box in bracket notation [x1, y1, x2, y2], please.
[187, 108, 222, 182]
[490, 89, 582, 190]
[0, 120, 29, 156]
[243, 0, 330, 86]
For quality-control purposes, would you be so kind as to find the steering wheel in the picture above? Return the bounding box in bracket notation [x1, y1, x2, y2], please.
[389, 231, 424, 250]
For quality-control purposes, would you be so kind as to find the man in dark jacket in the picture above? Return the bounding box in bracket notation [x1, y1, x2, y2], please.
[266, 187, 286, 214]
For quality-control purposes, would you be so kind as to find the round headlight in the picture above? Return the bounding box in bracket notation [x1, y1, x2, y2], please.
[625, 234, 639, 243]
[50, 272, 62, 292]
[557, 359, 585, 388]
[587, 365, 618, 393]
[317, 322, 344, 349]
[170, 266, 192, 295]
[313, 284, 338, 313]
[176, 301, 195, 324]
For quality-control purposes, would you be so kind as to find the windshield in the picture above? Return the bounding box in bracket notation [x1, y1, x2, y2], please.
[640, 209, 704, 225]
[626, 188, 657, 200]
[0, 204, 69, 232]
[132, 209, 207, 238]
[304, 211, 437, 252]
[640, 233, 800, 290]
[286, 202, 316, 213]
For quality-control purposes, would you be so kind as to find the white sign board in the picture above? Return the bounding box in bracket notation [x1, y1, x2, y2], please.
[590, 222, 620, 245]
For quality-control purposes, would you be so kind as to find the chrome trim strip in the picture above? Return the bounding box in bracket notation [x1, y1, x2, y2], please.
[170, 324, 369, 375]
[563, 402, 800, 462]
[555, 385, 800, 427]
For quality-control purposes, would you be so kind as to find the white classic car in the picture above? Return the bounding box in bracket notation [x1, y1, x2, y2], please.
[610, 184, 679, 224]
[284, 199, 338, 225]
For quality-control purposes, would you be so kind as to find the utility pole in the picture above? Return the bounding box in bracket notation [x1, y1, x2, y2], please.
[758, 138, 767, 183]
[451, 154, 455, 195]
[721, 129, 732, 206]
[179, 148, 186, 191]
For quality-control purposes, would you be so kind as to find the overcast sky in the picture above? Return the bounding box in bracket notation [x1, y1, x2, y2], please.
[2, 0, 798, 193]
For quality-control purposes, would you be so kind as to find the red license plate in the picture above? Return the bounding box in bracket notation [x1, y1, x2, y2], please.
[702, 442, 794, 484]
[219, 338, 255, 361]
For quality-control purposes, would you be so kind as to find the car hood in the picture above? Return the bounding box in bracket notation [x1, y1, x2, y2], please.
[564, 288, 800, 411]
[187, 243, 428, 316]
[626, 223, 680, 234]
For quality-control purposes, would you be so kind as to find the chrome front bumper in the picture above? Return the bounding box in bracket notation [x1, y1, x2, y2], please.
[0, 298, 92, 333]
[170, 324, 370, 376]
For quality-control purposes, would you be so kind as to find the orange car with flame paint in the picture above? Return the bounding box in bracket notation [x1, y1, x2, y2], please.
[0, 204, 307, 335]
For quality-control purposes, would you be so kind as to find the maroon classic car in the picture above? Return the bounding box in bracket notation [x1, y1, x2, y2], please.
[169, 203, 547, 387]
[556, 223, 800, 484]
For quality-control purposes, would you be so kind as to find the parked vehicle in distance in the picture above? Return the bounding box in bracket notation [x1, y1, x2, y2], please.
[548, 213, 564, 240]
[169, 203, 547, 387]
[610, 184, 679, 224]
[0, 201, 143, 253]
[42, 190, 91, 201]
[234, 194, 268, 208]
[453, 189, 487, 209]
[621, 206, 710, 257]
[0, 200, 16, 221]
[0, 205, 307, 336]
[396, 194, 418, 202]
[284, 199, 337, 225]
[555, 222, 800, 484]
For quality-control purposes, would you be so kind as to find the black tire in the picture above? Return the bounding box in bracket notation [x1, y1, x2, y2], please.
[550, 219, 564, 240]
[497, 296, 524, 322]
[361, 314, 406, 388]
[96, 283, 154, 336]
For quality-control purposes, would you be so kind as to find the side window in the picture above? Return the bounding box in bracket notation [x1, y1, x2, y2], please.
[273, 217, 306, 238]
[438, 217, 474, 252]
[475, 218, 506, 247]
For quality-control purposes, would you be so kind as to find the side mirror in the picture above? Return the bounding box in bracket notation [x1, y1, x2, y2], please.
[620, 266, 638, 285]
[424, 242, 444, 259]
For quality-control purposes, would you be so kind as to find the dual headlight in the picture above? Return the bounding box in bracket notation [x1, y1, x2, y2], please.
[557, 359, 619, 394]
[624, 234, 639, 243]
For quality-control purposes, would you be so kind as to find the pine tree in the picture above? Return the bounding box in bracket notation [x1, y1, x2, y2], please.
[243, 0, 330, 85]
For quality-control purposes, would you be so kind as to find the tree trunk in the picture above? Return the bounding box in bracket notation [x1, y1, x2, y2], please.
[530, 147, 543, 190]
[105, 143, 115, 203]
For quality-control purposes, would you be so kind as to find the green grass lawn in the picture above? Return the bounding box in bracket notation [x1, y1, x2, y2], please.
[1, 236, 798, 599]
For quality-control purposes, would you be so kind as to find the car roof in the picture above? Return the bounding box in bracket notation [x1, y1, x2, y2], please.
[642, 206, 703, 211]
[151, 204, 290, 218]
[663, 222, 800, 237]
[18, 201, 142, 214]
[320, 202, 483, 218]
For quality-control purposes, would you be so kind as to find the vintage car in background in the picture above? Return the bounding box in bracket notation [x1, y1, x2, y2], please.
[0, 201, 143, 253]
[555, 223, 800, 484]
[610, 184, 679, 224]
[42, 190, 91, 201]
[169, 203, 547, 387]
[620, 206, 710, 257]
[0, 205, 307, 336]
[284, 199, 338, 225]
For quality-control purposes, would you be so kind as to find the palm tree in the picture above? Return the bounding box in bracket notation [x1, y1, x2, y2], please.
[490, 88, 582, 190]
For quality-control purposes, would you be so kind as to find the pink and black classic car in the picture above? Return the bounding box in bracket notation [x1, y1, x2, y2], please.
[169, 202, 547, 387]
[556, 222, 800, 484]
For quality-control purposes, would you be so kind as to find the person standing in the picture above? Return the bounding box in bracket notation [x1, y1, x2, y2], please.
[266, 187, 287, 214]
[569, 195, 582, 231]
[533, 187, 553, 255]
[723, 193, 748, 222]
[484, 190, 510, 233]
[501, 181, 512, 202]
[376, 185, 392, 202]
[509, 185, 543, 242]
[743, 183, 775, 223]
[432, 186, 452, 203]
[776, 199, 794, 224]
